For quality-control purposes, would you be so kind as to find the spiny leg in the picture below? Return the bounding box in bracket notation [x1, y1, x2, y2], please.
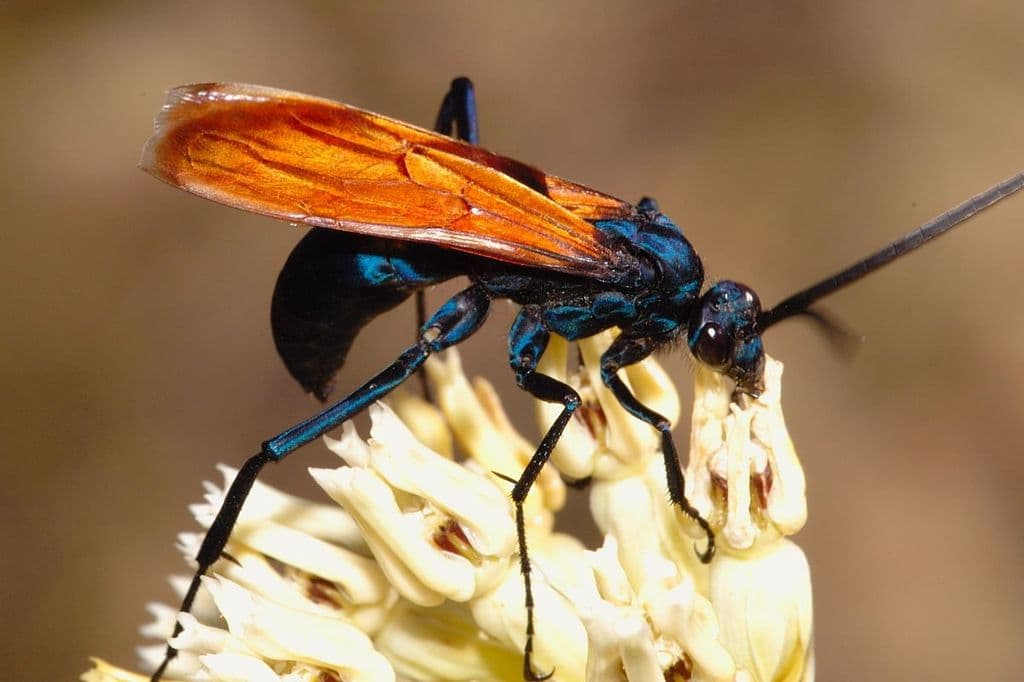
[599, 334, 715, 562]
[148, 449, 272, 682]
[415, 77, 481, 399]
[507, 308, 581, 681]
[150, 285, 491, 682]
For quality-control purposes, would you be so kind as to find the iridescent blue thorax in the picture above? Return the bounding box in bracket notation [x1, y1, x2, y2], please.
[591, 213, 704, 336]
[473, 211, 704, 343]
[271, 210, 718, 400]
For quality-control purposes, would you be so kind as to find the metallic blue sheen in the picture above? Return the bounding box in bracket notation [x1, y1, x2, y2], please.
[592, 218, 641, 242]
[263, 344, 428, 458]
[264, 284, 489, 459]
[733, 336, 764, 377]
[264, 207, 767, 461]
[685, 280, 766, 393]
[508, 309, 548, 375]
[541, 291, 636, 341]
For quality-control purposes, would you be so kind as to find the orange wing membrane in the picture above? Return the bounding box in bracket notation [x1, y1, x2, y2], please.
[142, 83, 635, 277]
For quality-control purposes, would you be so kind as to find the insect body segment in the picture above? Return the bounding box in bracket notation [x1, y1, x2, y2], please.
[689, 281, 766, 395]
[271, 231, 465, 400]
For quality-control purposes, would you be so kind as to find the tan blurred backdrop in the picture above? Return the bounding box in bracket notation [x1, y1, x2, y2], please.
[2, 2, 1022, 679]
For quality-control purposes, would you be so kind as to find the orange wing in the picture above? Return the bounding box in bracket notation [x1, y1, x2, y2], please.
[142, 83, 636, 277]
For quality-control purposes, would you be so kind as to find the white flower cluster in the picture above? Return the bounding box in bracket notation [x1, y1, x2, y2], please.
[84, 330, 812, 682]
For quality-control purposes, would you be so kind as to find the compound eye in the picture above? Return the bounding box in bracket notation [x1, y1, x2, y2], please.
[694, 323, 732, 368]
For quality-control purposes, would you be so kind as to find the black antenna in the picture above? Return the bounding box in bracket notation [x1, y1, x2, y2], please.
[759, 171, 1024, 329]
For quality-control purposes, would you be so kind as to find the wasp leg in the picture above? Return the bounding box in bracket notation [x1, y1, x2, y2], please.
[599, 334, 715, 563]
[434, 76, 480, 144]
[506, 308, 581, 681]
[150, 285, 491, 682]
[414, 76, 481, 399]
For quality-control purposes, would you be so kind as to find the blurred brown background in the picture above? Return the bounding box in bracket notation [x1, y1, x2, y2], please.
[3, 2, 1022, 680]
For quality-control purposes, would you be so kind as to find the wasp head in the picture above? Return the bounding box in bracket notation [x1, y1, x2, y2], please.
[688, 281, 766, 396]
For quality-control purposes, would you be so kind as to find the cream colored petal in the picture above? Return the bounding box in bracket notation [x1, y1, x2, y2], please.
[586, 534, 634, 606]
[586, 535, 734, 682]
[753, 361, 806, 535]
[365, 403, 516, 557]
[426, 349, 564, 524]
[228, 522, 390, 606]
[197, 652, 282, 682]
[686, 356, 806, 551]
[322, 403, 517, 558]
[618, 613, 666, 682]
[190, 465, 366, 551]
[425, 349, 524, 478]
[198, 547, 317, 609]
[470, 566, 588, 682]
[388, 389, 454, 459]
[581, 539, 724, 682]
[167, 574, 218, 622]
[135, 643, 201, 681]
[721, 406, 758, 550]
[531, 532, 593, 591]
[578, 597, 625, 681]
[579, 598, 662, 682]
[709, 540, 813, 682]
[590, 476, 668, 594]
[140, 602, 181, 642]
[191, 544, 392, 637]
[199, 655, 333, 682]
[172, 535, 329, 624]
[685, 364, 731, 519]
[589, 542, 678, 678]
[311, 465, 477, 605]
[375, 600, 522, 681]
[322, 420, 371, 468]
[640, 456, 714, 589]
[316, 402, 520, 606]
[642, 576, 735, 682]
[169, 612, 234, 658]
[204, 577, 396, 682]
